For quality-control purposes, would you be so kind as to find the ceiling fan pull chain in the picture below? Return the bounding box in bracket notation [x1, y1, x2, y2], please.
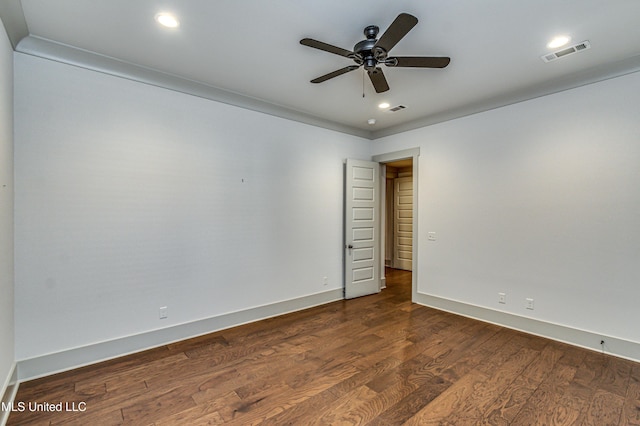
[362, 68, 365, 98]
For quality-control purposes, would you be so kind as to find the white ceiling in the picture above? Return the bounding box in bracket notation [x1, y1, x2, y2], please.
[3, 0, 640, 138]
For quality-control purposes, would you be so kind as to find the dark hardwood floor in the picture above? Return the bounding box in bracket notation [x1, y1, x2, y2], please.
[7, 268, 640, 425]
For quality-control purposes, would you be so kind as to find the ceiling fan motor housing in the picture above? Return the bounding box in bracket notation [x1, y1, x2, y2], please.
[354, 26, 388, 70]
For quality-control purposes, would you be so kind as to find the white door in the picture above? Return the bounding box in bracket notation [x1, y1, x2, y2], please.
[394, 177, 413, 271]
[344, 159, 380, 299]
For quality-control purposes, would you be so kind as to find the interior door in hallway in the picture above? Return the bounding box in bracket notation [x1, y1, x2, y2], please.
[394, 177, 413, 271]
[344, 159, 380, 299]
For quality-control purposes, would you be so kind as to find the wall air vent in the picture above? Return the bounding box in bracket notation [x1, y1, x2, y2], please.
[388, 105, 407, 112]
[541, 40, 591, 63]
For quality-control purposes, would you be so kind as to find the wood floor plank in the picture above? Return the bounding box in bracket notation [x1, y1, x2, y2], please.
[156, 390, 242, 425]
[446, 347, 539, 424]
[326, 356, 403, 399]
[434, 325, 502, 383]
[366, 352, 433, 393]
[621, 375, 640, 425]
[224, 364, 361, 425]
[7, 268, 640, 425]
[581, 389, 625, 425]
[601, 357, 633, 398]
[50, 407, 123, 426]
[368, 375, 452, 425]
[120, 384, 198, 424]
[262, 356, 403, 425]
[510, 362, 578, 425]
[481, 374, 541, 426]
[312, 385, 379, 425]
[402, 369, 489, 426]
[482, 343, 565, 425]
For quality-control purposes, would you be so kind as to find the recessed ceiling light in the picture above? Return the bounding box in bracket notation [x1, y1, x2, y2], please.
[155, 13, 180, 28]
[378, 102, 390, 109]
[368, 118, 376, 125]
[547, 35, 571, 49]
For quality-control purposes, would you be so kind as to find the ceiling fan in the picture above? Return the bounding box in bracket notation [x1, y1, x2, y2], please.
[300, 13, 450, 93]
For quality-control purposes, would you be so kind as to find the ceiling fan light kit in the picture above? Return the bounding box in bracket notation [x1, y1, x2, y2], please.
[300, 13, 450, 93]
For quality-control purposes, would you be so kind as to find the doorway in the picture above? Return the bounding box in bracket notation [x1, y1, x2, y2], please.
[372, 148, 419, 302]
[344, 149, 419, 301]
[384, 159, 413, 272]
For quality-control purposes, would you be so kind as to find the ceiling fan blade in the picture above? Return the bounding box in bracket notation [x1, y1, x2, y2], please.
[300, 38, 354, 58]
[374, 13, 418, 53]
[368, 68, 390, 93]
[388, 56, 451, 68]
[311, 65, 360, 83]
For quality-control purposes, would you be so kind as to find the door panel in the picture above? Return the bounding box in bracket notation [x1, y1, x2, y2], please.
[353, 247, 374, 261]
[344, 159, 380, 299]
[394, 177, 413, 271]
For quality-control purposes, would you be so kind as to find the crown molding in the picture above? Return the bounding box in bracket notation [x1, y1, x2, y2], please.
[16, 36, 373, 140]
[0, 0, 28, 49]
[372, 53, 640, 139]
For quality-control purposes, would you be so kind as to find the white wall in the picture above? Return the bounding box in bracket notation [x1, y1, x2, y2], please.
[14, 53, 370, 361]
[373, 71, 640, 350]
[14, 34, 640, 371]
[0, 18, 15, 395]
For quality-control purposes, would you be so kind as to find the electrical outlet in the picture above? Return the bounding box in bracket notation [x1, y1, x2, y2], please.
[498, 292, 506, 304]
[159, 306, 168, 319]
[323, 276, 328, 286]
[525, 298, 534, 310]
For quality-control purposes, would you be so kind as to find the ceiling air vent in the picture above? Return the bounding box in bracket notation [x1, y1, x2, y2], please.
[388, 105, 407, 112]
[541, 41, 591, 63]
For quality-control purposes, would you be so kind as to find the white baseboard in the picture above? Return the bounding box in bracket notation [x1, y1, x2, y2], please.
[15, 288, 639, 391]
[16, 289, 343, 382]
[414, 292, 640, 363]
[1, 364, 18, 426]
